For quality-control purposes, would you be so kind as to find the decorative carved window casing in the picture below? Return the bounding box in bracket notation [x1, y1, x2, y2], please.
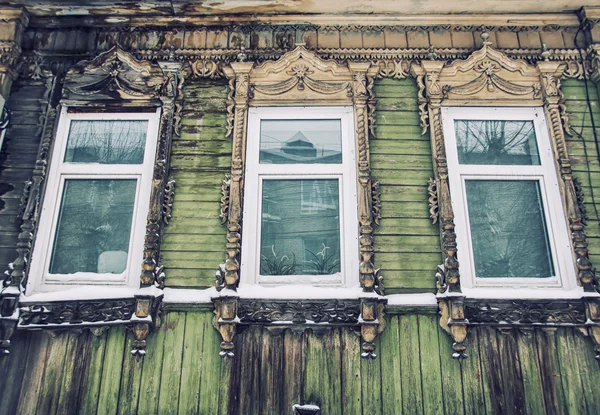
[0, 47, 185, 357]
[214, 45, 386, 359]
[412, 34, 600, 359]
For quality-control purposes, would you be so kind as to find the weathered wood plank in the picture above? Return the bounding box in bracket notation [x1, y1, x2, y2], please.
[556, 329, 587, 414]
[138, 319, 167, 415]
[380, 316, 402, 414]
[438, 328, 464, 415]
[572, 330, 600, 414]
[534, 329, 566, 415]
[516, 329, 546, 415]
[178, 312, 205, 415]
[418, 314, 443, 415]
[260, 328, 285, 415]
[478, 327, 504, 415]
[158, 312, 186, 415]
[460, 328, 488, 415]
[198, 317, 225, 414]
[399, 314, 424, 415]
[17, 332, 51, 415]
[341, 327, 362, 415]
[497, 329, 526, 414]
[0, 331, 31, 415]
[36, 332, 70, 415]
[56, 331, 91, 415]
[361, 335, 383, 415]
[117, 331, 144, 415]
[96, 327, 127, 415]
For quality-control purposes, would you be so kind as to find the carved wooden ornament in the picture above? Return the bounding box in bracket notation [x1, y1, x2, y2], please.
[214, 45, 385, 359]
[413, 34, 599, 359]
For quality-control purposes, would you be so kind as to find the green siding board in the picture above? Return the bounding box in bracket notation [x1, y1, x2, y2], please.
[399, 314, 424, 415]
[460, 330, 488, 415]
[80, 331, 108, 415]
[97, 327, 127, 415]
[418, 314, 444, 415]
[117, 332, 144, 415]
[158, 312, 186, 415]
[556, 329, 588, 415]
[573, 330, 600, 413]
[198, 315, 225, 414]
[341, 328, 363, 415]
[361, 347, 383, 415]
[516, 331, 546, 415]
[438, 329, 464, 415]
[380, 316, 403, 414]
[138, 320, 167, 415]
[178, 312, 207, 415]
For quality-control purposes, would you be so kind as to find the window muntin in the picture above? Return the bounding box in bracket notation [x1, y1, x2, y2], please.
[242, 107, 358, 286]
[442, 107, 576, 290]
[28, 109, 160, 291]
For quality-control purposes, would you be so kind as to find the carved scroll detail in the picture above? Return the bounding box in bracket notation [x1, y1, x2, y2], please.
[162, 177, 176, 226]
[220, 174, 231, 225]
[427, 178, 439, 225]
[371, 181, 381, 226]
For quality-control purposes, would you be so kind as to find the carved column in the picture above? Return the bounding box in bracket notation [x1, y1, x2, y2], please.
[414, 61, 468, 359]
[221, 61, 253, 290]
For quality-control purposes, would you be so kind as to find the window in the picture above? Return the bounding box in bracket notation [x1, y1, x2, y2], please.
[241, 106, 359, 286]
[27, 109, 160, 292]
[442, 107, 577, 292]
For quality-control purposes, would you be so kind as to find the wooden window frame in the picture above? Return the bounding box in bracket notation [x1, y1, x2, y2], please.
[442, 106, 579, 295]
[27, 109, 161, 293]
[241, 106, 359, 287]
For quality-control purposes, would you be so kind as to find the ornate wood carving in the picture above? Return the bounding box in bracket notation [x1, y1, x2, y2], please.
[19, 299, 136, 327]
[213, 45, 385, 360]
[162, 177, 176, 226]
[371, 181, 381, 226]
[413, 33, 600, 359]
[238, 299, 361, 324]
[427, 178, 439, 225]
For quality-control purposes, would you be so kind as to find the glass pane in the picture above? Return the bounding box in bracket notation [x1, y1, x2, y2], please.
[465, 180, 554, 278]
[65, 120, 148, 164]
[49, 179, 137, 275]
[260, 179, 341, 276]
[259, 119, 342, 164]
[455, 120, 540, 165]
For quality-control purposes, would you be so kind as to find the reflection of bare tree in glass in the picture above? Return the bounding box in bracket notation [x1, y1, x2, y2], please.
[66, 120, 147, 164]
[456, 120, 538, 165]
[466, 181, 553, 278]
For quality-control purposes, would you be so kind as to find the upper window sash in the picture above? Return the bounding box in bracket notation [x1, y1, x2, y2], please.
[241, 106, 359, 287]
[441, 106, 577, 291]
[27, 108, 160, 293]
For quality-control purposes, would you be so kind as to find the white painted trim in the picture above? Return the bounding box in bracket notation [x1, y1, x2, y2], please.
[241, 106, 359, 288]
[27, 108, 161, 293]
[442, 106, 580, 292]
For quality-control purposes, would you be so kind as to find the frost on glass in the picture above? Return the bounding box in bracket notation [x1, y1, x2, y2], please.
[49, 179, 137, 275]
[260, 179, 341, 276]
[259, 119, 342, 164]
[65, 120, 148, 164]
[455, 120, 540, 165]
[465, 180, 554, 278]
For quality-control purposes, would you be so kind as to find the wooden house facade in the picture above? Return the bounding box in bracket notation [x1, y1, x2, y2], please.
[1, 1, 600, 413]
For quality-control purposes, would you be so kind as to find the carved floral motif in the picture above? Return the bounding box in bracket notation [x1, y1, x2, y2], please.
[19, 299, 136, 326]
[464, 300, 587, 325]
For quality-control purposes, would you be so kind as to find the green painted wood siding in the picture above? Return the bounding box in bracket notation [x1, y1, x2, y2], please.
[563, 79, 600, 270]
[161, 79, 231, 288]
[3, 311, 600, 414]
[371, 78, 440, 292]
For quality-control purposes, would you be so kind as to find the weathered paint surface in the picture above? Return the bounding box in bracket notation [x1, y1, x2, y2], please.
[161, 79, 231, 288]
[1, 311, 600, 414]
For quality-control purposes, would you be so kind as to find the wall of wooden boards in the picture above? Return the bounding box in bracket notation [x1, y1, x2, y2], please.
[1, 311, 600, 414]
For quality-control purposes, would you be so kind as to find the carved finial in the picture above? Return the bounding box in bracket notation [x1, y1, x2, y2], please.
[541, 43, 551, 61]
[237, 46, 247, 62]
[481, 32, 492, 46]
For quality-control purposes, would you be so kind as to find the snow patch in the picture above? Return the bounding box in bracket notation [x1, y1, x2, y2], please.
[386, 293, 437, 307]
[21, 286, 138, 302]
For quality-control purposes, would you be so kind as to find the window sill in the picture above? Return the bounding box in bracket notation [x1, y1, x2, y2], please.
[447, 286, 594, 301]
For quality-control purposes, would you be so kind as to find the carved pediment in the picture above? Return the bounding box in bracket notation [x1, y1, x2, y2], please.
[248, 45, 354, 104]
[63, 46, 166, 101]
[422, 37, 543, 102]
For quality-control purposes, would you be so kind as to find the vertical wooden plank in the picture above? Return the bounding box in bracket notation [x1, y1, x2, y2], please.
[516, 329, 546, 415]
[303, 330, 325, 410]
[438, 326, 464, 415]
[56, 331, 91, 415]
[96, 327, 127, 415]
[380, 316, 402, 415]
[497, 330, 525, 414]
[556, 329, 587, 414]
[198, 314, 226, 414]
[341, 327, 362, 415]
[572, 330, 600, 414]
[417, 314, 443, 414]
[281, 329, 304, 411]
[259, 328, 285, 415]
[80, 330, 108, 415]
[218, 351, 233, 415]
[478, 327, 504, 415]
[36, 332, 70, 415]
[399, 314, 424, 415]
[138, 317, 167, 415]
[460, 328, 488, 415]
[178, 312, 205, 415]
[0, 331, 31, 415]
[535, 329, 566, 415]
[117, 330, 145, 415]
[361, 335, 383, 415]
[158, 312, 186, 415]
[17, 332, 51, 415]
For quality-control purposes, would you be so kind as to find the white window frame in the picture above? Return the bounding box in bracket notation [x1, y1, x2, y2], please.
[27, 108, 160, 293]
[442, 106, 579, 294]
[241, 106, 359, 287]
